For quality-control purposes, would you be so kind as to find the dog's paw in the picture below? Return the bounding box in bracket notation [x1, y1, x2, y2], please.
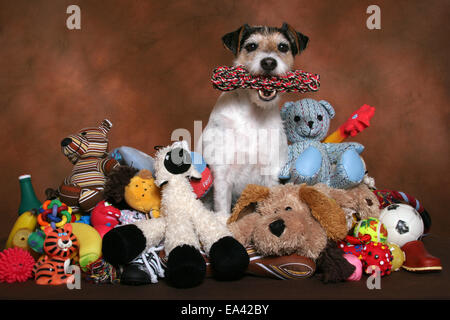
[209, 236, 250, 281]
[102, 224, 146, 266]
[166, 245, 206, 288]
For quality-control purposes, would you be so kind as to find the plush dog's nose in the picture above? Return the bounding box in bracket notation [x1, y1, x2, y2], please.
[307, 121, 314, 129]
[61, 138, 72, 147]
[260, 58, 277, 72]
[269, 219, 285, 237]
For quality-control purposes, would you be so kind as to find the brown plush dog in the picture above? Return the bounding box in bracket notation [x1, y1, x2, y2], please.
[313, 183, 381, 231]
[227, 183, 348, 259]
[227, 183, 355, 282]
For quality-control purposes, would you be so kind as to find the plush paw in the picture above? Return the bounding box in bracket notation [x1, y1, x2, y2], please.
[341, 149, 365, 182]
[166, 245, 206, 288]
[102, 224, 146, 266]
[209, 236, 250, 281]
[293, 146, 323, 184]
[330, 148, 365, 189]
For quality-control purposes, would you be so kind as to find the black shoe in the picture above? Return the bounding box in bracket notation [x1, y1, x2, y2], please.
[120, 246, 165, 285]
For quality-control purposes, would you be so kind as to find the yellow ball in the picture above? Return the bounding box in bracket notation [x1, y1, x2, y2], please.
[353, 217, 388, 243]
[388, 243, 405, 271]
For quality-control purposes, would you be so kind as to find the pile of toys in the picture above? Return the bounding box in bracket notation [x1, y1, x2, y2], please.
[0, 67, 442, 288]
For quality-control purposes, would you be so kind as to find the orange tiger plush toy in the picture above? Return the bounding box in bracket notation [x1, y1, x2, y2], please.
[33, 224, 79, 285]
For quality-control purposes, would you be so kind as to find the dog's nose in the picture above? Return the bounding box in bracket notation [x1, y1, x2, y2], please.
[307, 121, 314, 129]
[269, 219, 285, 237]
[260, 58, 277, 72]
[61, 138, 72, 147]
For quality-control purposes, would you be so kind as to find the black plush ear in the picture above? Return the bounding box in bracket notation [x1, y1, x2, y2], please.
[281, 22, 309, 55]
[222, 24, 250, 55]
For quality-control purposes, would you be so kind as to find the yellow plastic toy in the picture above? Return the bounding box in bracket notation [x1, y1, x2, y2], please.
[5, 210, 37, 250]
[388, 243, 406, 271]
[70, 222, 102, 271]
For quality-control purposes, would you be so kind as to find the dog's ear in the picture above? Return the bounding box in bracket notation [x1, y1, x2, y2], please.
[281, 22, 309, 55]
[299, 184, 348, 241]
[222, 24, 250, 55]
[228, 184, 270, 224]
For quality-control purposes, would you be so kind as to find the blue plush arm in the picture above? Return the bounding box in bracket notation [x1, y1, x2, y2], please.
[323, 142, 364, 164]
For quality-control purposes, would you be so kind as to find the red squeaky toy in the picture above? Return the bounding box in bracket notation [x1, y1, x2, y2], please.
[0, 247, 35, 283]
[338, 234, 393, 277]
[91, 201, 122, 238]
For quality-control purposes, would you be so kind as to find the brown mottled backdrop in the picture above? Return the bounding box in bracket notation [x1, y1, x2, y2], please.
[0, 0, 448, 240]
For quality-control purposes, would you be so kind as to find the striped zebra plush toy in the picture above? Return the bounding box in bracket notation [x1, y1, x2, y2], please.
[58, 119, 119, 214]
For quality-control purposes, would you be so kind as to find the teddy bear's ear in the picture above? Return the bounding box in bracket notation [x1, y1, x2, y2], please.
[299, 184, 347, 241]
[99, 119, 113, 134]
[227, 184, 270, 224]
[319, 100, 335, 119]
[280, 101, 294, 121]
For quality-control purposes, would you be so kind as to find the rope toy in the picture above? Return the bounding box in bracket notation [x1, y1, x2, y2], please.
[37, 199, 74, 230]
[373, 189, 431, 234]
[211, 65, 320, 93]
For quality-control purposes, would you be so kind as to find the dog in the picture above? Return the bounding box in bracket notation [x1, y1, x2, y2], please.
[198, 23, 309, 217]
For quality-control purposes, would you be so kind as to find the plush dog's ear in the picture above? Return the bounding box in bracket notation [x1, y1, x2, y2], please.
[228, 184, 270, 224]
[222, 24, 250, 55]
[299, 184, 347, 241]
[281, 23, 309, 55]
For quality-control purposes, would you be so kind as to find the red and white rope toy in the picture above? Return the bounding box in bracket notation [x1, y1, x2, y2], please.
[211, 65, 320, 93]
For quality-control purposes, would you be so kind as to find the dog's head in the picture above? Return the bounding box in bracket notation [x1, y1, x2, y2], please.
[228, 183, 348, 260]
[222, 23, 309, 108]
[313, 183, 381, 231]
[153, 141, 202, 188]
[60, 119, 112, 164]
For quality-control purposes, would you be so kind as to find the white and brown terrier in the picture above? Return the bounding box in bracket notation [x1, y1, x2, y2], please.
[198, 23, 309, 218]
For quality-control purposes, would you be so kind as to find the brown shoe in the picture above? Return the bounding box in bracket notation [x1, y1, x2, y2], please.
[401, 240, 442, 272]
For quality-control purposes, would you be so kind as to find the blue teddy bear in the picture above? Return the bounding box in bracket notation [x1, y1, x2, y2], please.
[279, 98, 365, 189]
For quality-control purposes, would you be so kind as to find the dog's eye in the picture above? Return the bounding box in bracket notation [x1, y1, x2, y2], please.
[366, 199, 373, 206]
[285, 206, 292, 211]
[317, 115, 323, 121]
[294, 116, 300, 122]
[278, 43, 289, 53]
[245, 43, 258, 52]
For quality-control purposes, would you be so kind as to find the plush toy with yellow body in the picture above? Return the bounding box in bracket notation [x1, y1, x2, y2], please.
[104, 166, 161, 219]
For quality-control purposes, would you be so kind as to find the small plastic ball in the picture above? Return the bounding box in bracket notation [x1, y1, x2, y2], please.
[388, 243, 405, 271]
[343, 253, 363, 281]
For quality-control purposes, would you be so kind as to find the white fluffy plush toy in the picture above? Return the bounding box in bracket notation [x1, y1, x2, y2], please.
[102, 141, 249, 288]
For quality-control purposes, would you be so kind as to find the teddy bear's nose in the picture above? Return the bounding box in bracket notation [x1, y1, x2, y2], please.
[61, 138, 72, 147]
[269, 219, 285, 237]
[307, 121, 314, 129]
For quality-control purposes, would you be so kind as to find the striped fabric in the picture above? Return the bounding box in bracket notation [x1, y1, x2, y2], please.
[59, 120, 119, 213]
